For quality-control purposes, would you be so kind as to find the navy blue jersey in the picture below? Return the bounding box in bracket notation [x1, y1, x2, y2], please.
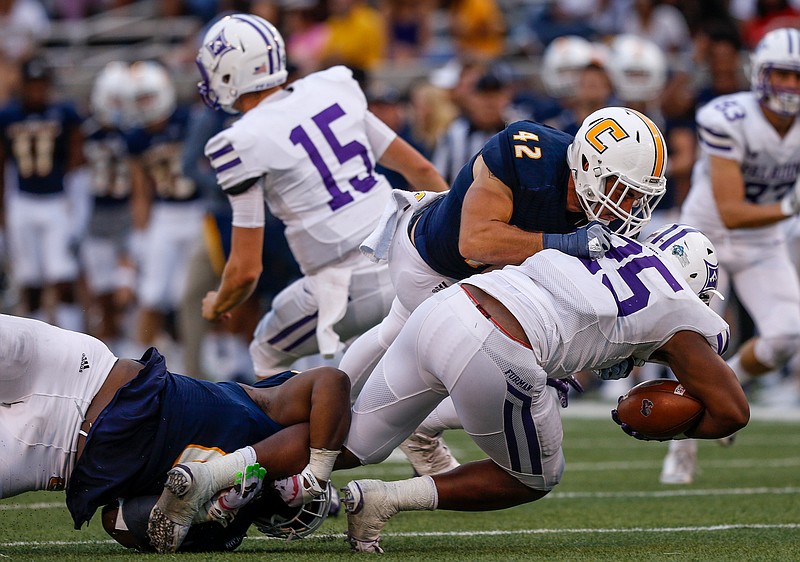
[414, 120, 584, 279]
[125, 105, 200, 202]
[0, 99, 82, 195]
[83, 118, 131, 207]
[66, 348, 292, 528]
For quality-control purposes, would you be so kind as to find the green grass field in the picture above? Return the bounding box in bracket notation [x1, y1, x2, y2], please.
[2, 403, 799, 561]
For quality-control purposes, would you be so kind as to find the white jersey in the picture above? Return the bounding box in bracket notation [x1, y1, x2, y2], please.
[467, 235, 729, 378]
[206, 66, 397, 274]
[682, 91, 800, 241]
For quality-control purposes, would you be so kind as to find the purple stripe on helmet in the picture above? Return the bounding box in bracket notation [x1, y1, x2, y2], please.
[789, 28, 795, 55]
[209, 144, 234, 160]
[231, 14, 281, 76]
[655, 227, 700, 251]
[216, 157, 242, 172]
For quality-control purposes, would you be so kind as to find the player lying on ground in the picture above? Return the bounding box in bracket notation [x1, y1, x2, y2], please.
[0, 314, 350, 552]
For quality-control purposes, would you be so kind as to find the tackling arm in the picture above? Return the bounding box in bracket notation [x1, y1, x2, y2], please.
[458, 155, 544, 267]
[653, 330, 749, 438]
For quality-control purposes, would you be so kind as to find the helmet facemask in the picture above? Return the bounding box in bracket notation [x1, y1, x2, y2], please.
[755, 64, 800, 116]
[568, 106, 668, 238]
[574, 167, 666, 237]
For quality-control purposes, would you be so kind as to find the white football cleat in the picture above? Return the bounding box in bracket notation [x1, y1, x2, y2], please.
[147, 463, 216, 553]
[399, 432, 460, 476]
[659, 439, 698, 485]
[342, 479, 398, 554]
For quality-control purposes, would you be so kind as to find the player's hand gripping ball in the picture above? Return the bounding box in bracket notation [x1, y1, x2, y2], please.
[611, 379, 704, 441]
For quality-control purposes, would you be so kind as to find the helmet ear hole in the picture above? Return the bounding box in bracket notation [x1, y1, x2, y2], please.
[222, 74, 231, 84]
[581, 154, 589, 171]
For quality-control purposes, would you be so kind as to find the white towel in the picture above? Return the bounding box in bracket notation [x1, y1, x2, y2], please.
[306, 266, 353, 358]
[360, 189, 447, 263]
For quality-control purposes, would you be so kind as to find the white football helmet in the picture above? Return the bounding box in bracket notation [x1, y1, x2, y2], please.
[253, 482, 332, 539]
[129, 60, 176, 127]
[751, 27, 800, 116]
[541, 35, 595, 98]
[567, 107, 668, 237]
[644, 223, 722, 305]
[196, 13, 288, 113]
[90, 61, 135, 129]
[608, 34, 667, 103]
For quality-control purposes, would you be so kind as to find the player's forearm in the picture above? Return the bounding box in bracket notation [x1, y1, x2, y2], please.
[458, 222, 543, 267]
[716, 200, 787, 229]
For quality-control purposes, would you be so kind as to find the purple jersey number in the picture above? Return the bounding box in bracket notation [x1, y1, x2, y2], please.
[289, 103, 378, 211]
[583, 239, 683, 317]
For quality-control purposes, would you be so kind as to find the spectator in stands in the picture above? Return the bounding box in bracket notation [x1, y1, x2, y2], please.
[320, 0, 386, 71]
[406, 80, 458, 159]
[381, 0, 434, 63]
[622, 0, 692, 62]
[432, 63, 516, 184]
[741, 0, 800, 48]
[0, 0, 50, 102]
[282, 0, 329, 77]
[447, 0, 505, 61]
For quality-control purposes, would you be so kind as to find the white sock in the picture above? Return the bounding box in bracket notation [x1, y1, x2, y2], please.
[204, 446, 257, 489]
[727, 354, 752, 385]
[385, 475, 438, 511]
[308, 447, 340, 482]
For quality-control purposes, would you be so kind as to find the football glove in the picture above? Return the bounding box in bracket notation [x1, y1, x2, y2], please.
[595, 357, 645, 381]
[204, 463, 266, 526]
[272, 464, 326, 508]
[542, 221, 612, 259]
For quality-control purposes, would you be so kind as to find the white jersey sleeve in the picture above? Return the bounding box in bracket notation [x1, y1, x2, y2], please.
[204, 66, 393, 274]
[466, 235, 730, 378]
[364, 110, 397, 160]
[694, 94, 748, 163]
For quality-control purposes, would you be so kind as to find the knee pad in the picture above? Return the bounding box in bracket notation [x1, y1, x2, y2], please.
[754, 334, 800, 369]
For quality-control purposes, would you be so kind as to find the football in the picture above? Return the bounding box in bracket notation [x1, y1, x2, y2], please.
[615, 379, 704, 440]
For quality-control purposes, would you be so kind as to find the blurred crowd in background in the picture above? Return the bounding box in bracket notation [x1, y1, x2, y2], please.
[0, 0, 799, 403]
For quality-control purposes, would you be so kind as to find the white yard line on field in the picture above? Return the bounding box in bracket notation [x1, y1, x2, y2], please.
[2, 523, 800, 548]
[3, 485, 799, 514]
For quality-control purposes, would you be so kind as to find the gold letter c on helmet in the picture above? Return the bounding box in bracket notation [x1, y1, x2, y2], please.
[585, 118, 629, 153]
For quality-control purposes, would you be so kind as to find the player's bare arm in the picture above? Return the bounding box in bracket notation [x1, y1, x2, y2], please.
[653, 330, 749, 438]
[710, 155, 787, 228]
[377, 136, 448, 192]
[458, 155, 545, 267]
[202, 225, 263, 322]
